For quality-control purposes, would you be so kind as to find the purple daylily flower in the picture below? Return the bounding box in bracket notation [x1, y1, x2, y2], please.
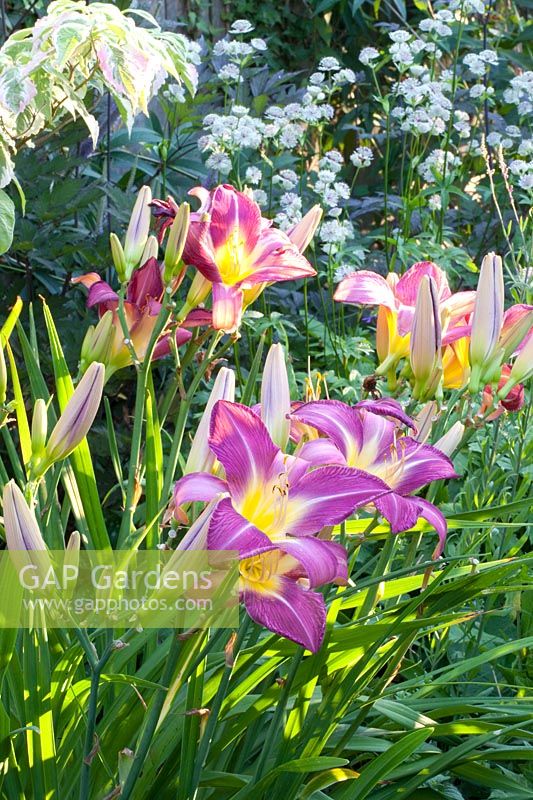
[292, 399, 458, 557]
[172, 400, 391, 651]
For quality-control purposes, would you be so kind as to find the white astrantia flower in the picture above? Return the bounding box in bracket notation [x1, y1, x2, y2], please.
[487, 131, 502, 147]
[350, 146, 373, 168]
[309, 72, 325, 85]
[428, 194, 442, 211]
[245, 166, 262, 185]
[229, 19, 254, 34]
[334, 263, 358, 281]
[418, 149, 460, 183]
[518, 139, 533, 156]
[217, 64, 241, 82]
[453, 110, 471, 138]
[253, 189, 268, 205]
[251, 38, 267, 51]
[206, 152, 232, 174]
[318, 56, 341, 71]
[505, 125, 521, 138]
[518, 173, 533, 190]
[359, 47, 380, 66]
[334, 68, 356, 85]
[503, 71, 533, 116]
[389, 30, 411, 43]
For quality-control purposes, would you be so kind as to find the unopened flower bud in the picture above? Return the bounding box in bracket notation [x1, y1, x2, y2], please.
[42, 362, 105, 470]
[410, 276, 442, 400]
[185, 367, 235, 474]
[469, 253, 504, 392]
[123, 186, 152, 278]
[141, 235, 159, 265]
[80, 311, 114, 373]
[110, 233, 127, 283]
[434, 421, 464, 457]
[31, 399, 48, 458]
[499, 332, 533, 400]
[2, 480, 47, 551]
[164, 203, 190, 284]
[261, 343, 291, 449]
[185, 271, 212, 311]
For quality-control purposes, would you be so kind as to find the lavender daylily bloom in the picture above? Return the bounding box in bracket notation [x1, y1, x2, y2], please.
[172, 400, 391, 651]
[292, 399, 457, 556]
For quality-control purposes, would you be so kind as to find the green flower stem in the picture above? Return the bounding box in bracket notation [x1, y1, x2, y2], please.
[117, 295, 172, 547]
[119, 633, 183, 800]
[160, 331, 227, 504]
[78, 630, 114, 800]
[253, 647, 305, 781]
[189, 617, 251, 799]
[356, 532, 397, 620]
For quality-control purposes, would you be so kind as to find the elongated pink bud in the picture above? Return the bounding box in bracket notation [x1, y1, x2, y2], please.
[410, 276, 442, 400]
[288, 205, 322, 252]
[124, 186, 152, 278]
[2, 481, 46, 551]
[261, 343, 291, 449]
[43, 362, 105, 468]
[184, 367, 235, 474]
[469, 253, 504, 391]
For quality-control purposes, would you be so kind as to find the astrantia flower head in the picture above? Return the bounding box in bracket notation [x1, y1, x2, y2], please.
[229, 19, 254, 34]
[318, 56, 341, 72]
[350, 146, 373, 168]
[359, 47, 380, 66]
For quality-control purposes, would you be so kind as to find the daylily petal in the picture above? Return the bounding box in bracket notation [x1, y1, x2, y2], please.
[416, 498, 448, 557]
[355, 398, 416, 431]
[276, 537, 348, 588]
[209, 401, 282, 505]
[152, 326, 193, 359]
[86, 281, 119, 309]
[209, 184, 261, 254]
[333, 270, 396, 310]
[374, 492, 422, 534]
[395, 261, 451, 306]
[243, 577, 326, 652]
[183, 219, 221, 283]
[292, 400, 363, 463]
[207, 497, 274, 558]
[173, 473, 228, 509]
[127, 257, 163, 307]
[285, 466, 390, 536]
[211, 283, 244, 332]
[440, 290, 476, 322]
[72, 272, 103, 290]
[298, 438, 346, 466]
[386, 438, 457, 495]
[182, 309, 213, 328]
[442, 324, 471, 345]
[287, 205, 322, 252]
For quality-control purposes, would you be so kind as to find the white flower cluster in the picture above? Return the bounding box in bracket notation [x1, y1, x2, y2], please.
[387, 29, 441, 71]
[509, 158, 533, 191]
[418, 149, 460, 183]
[418, 12, 453, 37]
[319, 219, 354, 253]
[201, 30, 357, 176]
[503, 71, 533, 117]
[463, 49, 498, 77]
[392, 72, 453, 136]
[350, 146, 373, 168]
[313, 150, 350, 217]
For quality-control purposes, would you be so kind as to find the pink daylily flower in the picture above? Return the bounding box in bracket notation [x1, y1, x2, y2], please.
[172, 400, 391, 651]
[334, 261, 475, 373]
[292, 399, 458, 556]
[156, 185, 318, 333]
[74, 258, 191, 375]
